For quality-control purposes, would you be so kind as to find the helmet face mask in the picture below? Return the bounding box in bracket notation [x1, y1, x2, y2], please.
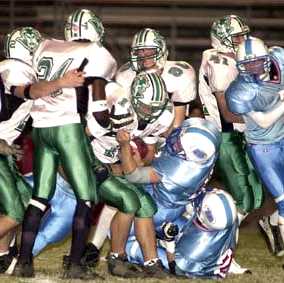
[237, 37, 270, 77]
[4, 27, 42, 64]
[64, 9, 104, 43]
[130, 28, 168, 72]
[211, 15, 250, 53]
[131, 71, 168, 123]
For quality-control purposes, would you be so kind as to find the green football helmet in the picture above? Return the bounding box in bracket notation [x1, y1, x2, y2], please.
[130, 28, 168, 72]
[211, 15, 250, 53]
[131, 71, 168, 123]
[64, 9, 104, 43]
[4, 26, 42, 64]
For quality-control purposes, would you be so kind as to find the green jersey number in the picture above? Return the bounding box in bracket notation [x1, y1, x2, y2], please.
[209, 55, 229, 66]
[37, 57, 73, 97]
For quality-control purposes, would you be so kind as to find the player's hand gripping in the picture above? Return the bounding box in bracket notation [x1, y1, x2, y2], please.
[0, 139, 24, 161]
[116, 129, 131, 146]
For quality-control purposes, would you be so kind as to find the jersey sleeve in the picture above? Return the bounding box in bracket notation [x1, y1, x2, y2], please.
[0, 60, 37, 94]
[206, 53, 238, 93]
[115, 63, 135, 96]
[164, 62, 197, 104]
[85, 44, 118, 80]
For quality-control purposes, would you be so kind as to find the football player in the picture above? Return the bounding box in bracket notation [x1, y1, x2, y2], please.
[12, 10, 117, 279]
[199, 15, 263, 223]
[116, 27, 198, 128]
[226, 37, 284, 257]
[85, 70, 174, 278]
[0, 26, 84, 273]
[126, 188, 239, 279]
[116, 117, 220, 230]
[15, 9, 170, 279]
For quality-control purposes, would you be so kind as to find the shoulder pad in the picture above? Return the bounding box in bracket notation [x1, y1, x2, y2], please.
[115, 62, 135, 89]
[225, 76, 258, 115]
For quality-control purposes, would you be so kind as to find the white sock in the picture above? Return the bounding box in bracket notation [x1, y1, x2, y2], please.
[270, 210, 279, 226]
[144, 258, 159, 266]
[90, 205, 117, 249]
[9, 233, 16, 247]
[278, 216, 284, 241]
[237, 211, 248, 225]
[0, 250, 9, 256]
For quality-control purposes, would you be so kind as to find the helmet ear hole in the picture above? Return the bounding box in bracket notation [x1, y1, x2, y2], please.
[64, 9, 104, 43]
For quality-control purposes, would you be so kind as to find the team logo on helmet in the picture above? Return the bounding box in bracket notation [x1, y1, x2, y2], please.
[212, 17, 233, 43]
[131, 73, 150, 99]
[19, 27, 41, 53]
[131, 71, 168, 123]
[4, 27, 42, 62]
[211, 15, 249, 53]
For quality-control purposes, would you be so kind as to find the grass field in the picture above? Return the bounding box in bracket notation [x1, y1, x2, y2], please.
[1, 227, 284, 283]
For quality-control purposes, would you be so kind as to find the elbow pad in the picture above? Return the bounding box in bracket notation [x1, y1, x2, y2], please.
[125, 167, 152, 184]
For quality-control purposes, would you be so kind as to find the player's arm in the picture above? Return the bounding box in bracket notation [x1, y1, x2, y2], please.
[247, 101, 284, 128]
[213, 91, 244, 123]
[89, 78, 111, 128]
[173, 104, 187, 127]
[187, 96, 205, 118]
[12, 69, 85, 100]
[116, 129, 160, 183]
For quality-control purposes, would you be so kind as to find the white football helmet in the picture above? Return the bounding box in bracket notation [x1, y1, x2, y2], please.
[211, 15, 250, 53]
[236, 37, 270, 76]
[166, 118, 221, 163]
[197, 189, 237, 231]
[130, 28, 168, 72]
[4, 26, 42, 64]
[64, 9, 104, 43]
[130, 71, 168, 123]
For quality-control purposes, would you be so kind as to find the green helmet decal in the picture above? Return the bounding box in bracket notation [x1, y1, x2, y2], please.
[131, 73, 151, 99]
[18, 27, 41, 52]
[4, 27, 42, 61]
[131, 72, 168, 123]
[211, 15, 250, 52]
[211, 17, 233, 46]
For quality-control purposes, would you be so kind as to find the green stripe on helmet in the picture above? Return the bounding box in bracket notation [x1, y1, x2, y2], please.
[148, 73, 163, 102]
[78, 10, 85, 39]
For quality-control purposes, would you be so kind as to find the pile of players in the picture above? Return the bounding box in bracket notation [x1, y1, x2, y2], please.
[0, 8, 283, 280]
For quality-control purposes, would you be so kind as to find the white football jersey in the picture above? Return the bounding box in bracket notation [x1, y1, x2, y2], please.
[87, 81, 174, 164]
[115, 60, 196, 104]
[198, 49, 244, 132]
[0, 59, 36, 144]
[31, 39, 117, 128]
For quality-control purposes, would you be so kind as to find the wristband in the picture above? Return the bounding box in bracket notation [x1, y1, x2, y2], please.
[24, 85, 32, 100]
